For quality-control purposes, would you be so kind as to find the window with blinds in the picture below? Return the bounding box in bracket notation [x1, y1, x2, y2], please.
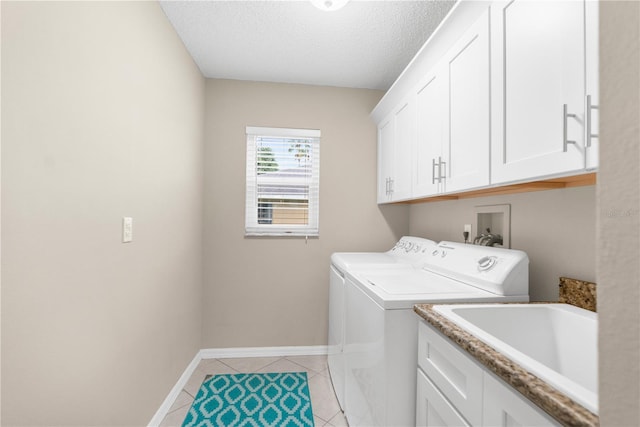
[245, 126, 320, 236]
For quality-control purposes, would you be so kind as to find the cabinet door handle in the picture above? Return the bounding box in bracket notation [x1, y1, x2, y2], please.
[586, 95, 599, 147]
[385, 177, 389, 195]
[432, 158, 438, 184]
[563, 104, 578, 152]
[390, 178, 394, 194]
[439, 157, 447, 181]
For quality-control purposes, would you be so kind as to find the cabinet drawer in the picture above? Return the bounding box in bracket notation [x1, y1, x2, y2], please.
[418, 321, 483, 426]
[417, 368, 470, 427]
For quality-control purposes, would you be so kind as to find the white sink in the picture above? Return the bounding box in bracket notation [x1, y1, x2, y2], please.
[433, 303, 598, 414]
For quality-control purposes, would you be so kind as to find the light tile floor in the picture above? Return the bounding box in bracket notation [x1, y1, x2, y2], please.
[159, 355, 348, 427]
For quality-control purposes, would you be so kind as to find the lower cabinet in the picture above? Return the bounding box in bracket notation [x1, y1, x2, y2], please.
[482, 374, 558, 427]
[416, 369, 470, 427]
[417, 320, 560, 427]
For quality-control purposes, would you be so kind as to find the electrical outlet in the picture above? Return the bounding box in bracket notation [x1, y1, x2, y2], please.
[122, 217, 133, 243]
[463, 224, 472, 243]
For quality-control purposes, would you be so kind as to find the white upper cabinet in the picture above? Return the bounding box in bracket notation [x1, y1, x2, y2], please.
[445, 9, 491, 193]
[377, 99, 414, 203]
[414, 66, 446, 198]
[490, 0, 592, 184]
[393, 100, 415, 200]
[372, 0, 598, 203]
[585, 0, 599, 170]
[377, 117, 394, 203]
[414, 9, 490, 198]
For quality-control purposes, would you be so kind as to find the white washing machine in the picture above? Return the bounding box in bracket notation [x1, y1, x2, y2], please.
[328, 236, 437, 412]
[343, 241, 530, 427]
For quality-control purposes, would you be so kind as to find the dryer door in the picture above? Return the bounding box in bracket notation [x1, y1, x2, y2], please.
[344, 276, 386, 427]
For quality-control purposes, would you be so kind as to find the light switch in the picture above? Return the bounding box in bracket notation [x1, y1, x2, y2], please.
[122, 217, 133, 243]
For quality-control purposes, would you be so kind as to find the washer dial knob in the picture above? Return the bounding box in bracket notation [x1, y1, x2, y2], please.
[478, 256, 497, 271]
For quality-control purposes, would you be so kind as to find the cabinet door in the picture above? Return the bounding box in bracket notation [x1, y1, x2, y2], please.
[391, 100, 415, 201]
[416, 368, 470, 427]
[377, 117, 393, 203]
[444, 9, 491, 193]
[418, 322, 483, 426]
[585, 0, 599, 170]
[483, 373, 560, 427]
[491, 0, 586, 184]
[414, 65, 446, 198]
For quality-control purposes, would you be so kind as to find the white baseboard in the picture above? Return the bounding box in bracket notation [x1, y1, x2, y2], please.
[147, 345, 328, 426]
[200, 345, 328, 359]
[148, 351, 202, 427]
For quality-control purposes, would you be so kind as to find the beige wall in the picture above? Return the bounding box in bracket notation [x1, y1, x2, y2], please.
[409, 186, 596, 301]
[1, 2, 204, 425]
[598, 1, 640, 424]
[203, 79, 408, 348]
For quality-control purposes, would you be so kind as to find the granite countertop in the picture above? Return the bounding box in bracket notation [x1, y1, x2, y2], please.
[559, 277, 597, 312]
[414, 303, 599, 427]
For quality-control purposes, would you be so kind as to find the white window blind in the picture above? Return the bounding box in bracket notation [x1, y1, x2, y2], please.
[245, 126, 320, 236]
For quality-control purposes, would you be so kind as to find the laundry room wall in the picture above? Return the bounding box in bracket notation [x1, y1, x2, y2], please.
[597, 1, 640, 423]
[203, 79, 408, 348]
[409, 185, 596, 301]
[2, 2, 204, 425]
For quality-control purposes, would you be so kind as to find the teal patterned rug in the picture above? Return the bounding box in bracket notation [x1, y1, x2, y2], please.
[182, 372, 314, 427]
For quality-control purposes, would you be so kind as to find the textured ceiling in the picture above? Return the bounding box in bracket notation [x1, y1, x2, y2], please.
[160, 1, 456, 90]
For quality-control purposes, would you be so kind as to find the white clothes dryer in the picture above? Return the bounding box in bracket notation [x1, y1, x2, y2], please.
[328, 236, 437, 412]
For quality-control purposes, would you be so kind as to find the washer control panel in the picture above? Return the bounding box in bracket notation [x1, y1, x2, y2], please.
[388, 236, 438, 261]
[423, 241, 529, 296]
